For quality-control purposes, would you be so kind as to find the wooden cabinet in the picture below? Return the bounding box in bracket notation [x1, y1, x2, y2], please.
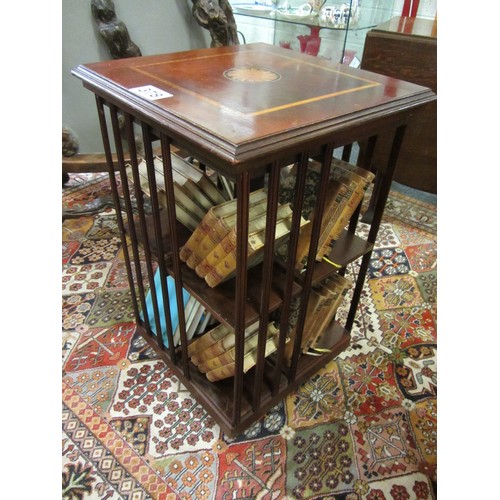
[72, 43, 435, 436]
[360, 16, 437, 193]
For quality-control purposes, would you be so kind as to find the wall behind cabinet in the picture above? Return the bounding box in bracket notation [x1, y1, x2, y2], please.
[62, 0, 210, 154]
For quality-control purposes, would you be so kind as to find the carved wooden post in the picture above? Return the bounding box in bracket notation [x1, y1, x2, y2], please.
[191, 0, 240, 47]
[91, 0, 142, 59]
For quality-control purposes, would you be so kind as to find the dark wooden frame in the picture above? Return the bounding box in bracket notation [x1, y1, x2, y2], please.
[73, 43, 435, 436]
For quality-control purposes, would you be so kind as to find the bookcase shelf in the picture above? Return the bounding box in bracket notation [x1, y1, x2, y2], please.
[292, 229, 374, 286]
[137, 319, 349, 436]
[169, 260, 301, 329]
[73, 43, 435, 437]
[128, 210, 302, 329]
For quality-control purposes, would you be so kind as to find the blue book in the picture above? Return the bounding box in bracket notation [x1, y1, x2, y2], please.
[141, 269, 190, 347]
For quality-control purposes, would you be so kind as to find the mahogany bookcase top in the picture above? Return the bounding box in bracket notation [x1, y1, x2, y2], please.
[73, 42, 435, 170]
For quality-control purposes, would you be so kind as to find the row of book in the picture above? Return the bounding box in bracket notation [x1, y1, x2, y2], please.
[140, 268, 215, 348]
[187, 321, 280, 382]
[283, 272, 352, 363]
[125, 154, 230, 232]
[179, 189, 310, 288]
[140, 267, 351, 381]
[182, 271, 351, 380]
[127, 153, 373, 282]
[279, 157, 375, 269]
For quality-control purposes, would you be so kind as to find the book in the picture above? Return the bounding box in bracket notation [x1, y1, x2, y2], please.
[319, 161, 375, 248]
[278, 157, 374, 269]
[314, 174, 359, 261]
[314, 158, 374, 250]
[186, 196, 268, 270]
[190, 321, 260, 366]
[125, 155, 227, 231]
[187, 322, 232, 359]
[179, 188, 268, 263]
[172, 296, 203, 346]
[195, 309, 213, 336]
[282, 272, 351, 362]
[169, 153, 228, 206]
[178, 177, 215, 213]
[283, 287, 325, 362]
[204, 326, 280, 382]
[293, 177, 350, 268]
[195, 202, 296, 279]
[205, 337, 279, 382]
[186, 302, 206, 343]
[140, 270, 190, 347]
[202, 207, 308, 288]
[172, 181, 207, 223]
[302, 273, 351, 353]
[196, 322, 276, 373]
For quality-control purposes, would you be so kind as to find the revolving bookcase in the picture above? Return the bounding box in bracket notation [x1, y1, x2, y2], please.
[73, 43, 435, 437]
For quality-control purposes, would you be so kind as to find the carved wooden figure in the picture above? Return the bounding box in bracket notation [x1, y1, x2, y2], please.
[191, 0, 240, 47]
[91, 0, 142, 59]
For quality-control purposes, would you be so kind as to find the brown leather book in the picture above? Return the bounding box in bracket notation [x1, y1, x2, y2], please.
[179, 189, 267, 263]
[196, 322, 277, 374]
[204, 324, 280, 382]
[302, 273, 351, 352]
[189, 321, 260, 366]
[186, 196, 268, 270]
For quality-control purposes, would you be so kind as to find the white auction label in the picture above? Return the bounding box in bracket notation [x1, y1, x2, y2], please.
[129, 85, 173, 100]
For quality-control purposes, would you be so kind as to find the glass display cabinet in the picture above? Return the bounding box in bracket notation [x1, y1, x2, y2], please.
[230, 0, 396, 65]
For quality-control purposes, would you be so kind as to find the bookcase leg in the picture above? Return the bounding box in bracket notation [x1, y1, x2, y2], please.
[345, 251, 371, 330]
[289, 143, 335, 382]
[232, 172, 251, 428]
[272, 153, 310, 396]
[120, 114, 152, 334]
[359, 134, 379, 224]
[346, 125, 407, 331]
[253, 163, 281, 410]
[366, 125, 407, 244]
[95, 96, 141, 325]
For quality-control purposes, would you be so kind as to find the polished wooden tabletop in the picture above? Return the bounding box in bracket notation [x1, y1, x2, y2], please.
[372, 16, 437, 39]
[73, 43, 435, 163]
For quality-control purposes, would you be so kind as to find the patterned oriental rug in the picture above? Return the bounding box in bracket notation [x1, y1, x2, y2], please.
[62, 173, 437, 500]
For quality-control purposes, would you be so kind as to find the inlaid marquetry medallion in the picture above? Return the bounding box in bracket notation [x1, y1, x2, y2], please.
[223, 67, 281, 83]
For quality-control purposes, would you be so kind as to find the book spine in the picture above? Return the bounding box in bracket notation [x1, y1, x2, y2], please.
[173, 182, 206, 221]
[190, 321, 260, 365]
[306, 281, 350, 351]
[316, 180, 354, 254]
[196, 330, 259, 373]
[183, 178, 214, 211]
[179, 209, 219, 262]
[194, 197, 270, 271]
[196, 323, 277, 373]
[180, 190, 267, 262]
[318, 182, 365, 257]
[187, 218, 232, 270]
[190, 328, 238, 365]
[302, 289, 337, 353]
[197, 176, 228, 205]
[187, 323, 231, 358]
[331, 157, 375, 185]
[195, 226, 237, 278]
[203, 213, 295, 288]
[197, 346, 237, 374]
[205, 335, 278, 382]
[283, 288, 324, 362]
[293, 181, 348, 268]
